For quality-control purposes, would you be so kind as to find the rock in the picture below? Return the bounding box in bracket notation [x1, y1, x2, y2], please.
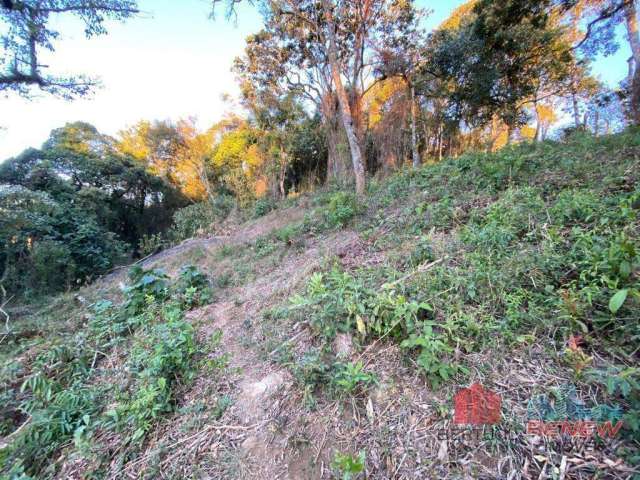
[334, 333, 354, 358]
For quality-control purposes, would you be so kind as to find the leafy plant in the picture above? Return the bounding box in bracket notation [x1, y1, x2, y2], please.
[325, 192, 360, 228]
[332, 451, 366, 480]
[331, 361, 377, 396]
[253, 197, 276, 218]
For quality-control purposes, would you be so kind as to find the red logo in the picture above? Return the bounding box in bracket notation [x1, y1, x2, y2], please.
[454, 383, 502, 425]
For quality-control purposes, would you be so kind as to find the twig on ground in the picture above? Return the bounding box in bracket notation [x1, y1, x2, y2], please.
[382, 256, 447, 289]
[268, 322, 309, 356]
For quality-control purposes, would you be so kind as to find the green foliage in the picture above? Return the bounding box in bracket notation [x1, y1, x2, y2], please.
[253, 197, 276, 218]
[0, 184, 128, 297]
[291, 267, 462, 387]
[169, 195, 235, 243]
[462, 187, 546, 250]
[138, 232, 165, 256]
[324, 192, 360, 228]
[175, 265, 213, 308]
[331, 451, 366, 480]
[589, 367, 640, 436]
[400, 322, 466, 389]
[1, 265, 212, 477]
[287, 132, 640, 399]
[331, 361, 377, 396]
[0, 122, 188, 297]
[106, 305, 197, 441]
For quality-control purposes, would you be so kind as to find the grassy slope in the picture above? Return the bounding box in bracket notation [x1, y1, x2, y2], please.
[1, 131, 639, 479]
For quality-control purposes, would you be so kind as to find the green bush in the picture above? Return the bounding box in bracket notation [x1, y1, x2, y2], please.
[325, 192, 360, 228]
[253, 197, 276, 218]
[169, 195, 235, 242]
[30, 240, 75, 292]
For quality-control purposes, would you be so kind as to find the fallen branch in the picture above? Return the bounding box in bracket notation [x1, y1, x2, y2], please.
[382, 256, 447, 289]
[268, 321, 309, 356]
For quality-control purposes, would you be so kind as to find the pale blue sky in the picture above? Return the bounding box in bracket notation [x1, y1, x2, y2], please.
[0, 0, 630, 160]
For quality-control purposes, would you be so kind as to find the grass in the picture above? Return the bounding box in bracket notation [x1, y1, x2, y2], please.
[271, 131, 640, 440]
[2, 130, 640, 478]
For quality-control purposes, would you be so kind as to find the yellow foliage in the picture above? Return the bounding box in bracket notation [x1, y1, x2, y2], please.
[117, 121, 152, 163]
[439, 0, 477, 31]
[520, 125, 537, 141]
[365, 77, 407, 127]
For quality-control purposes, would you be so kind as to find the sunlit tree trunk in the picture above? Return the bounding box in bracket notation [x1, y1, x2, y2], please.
[534, 102, 541, 142]
[410, 83, 420, 168]
[322, 93, 351, 184]
[323, 0, 366, 196]
[571, 86, 582, 128]
[625, 0, 640, 125]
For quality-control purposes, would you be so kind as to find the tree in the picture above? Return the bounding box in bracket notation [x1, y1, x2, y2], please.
[472, 0, 640, 125]
[118, 119, 218, 202]
[1, 122, 186, 250]
[214, 0, 423, 196]
[374, 2, 427, 167]
[1, 0, 138, 98]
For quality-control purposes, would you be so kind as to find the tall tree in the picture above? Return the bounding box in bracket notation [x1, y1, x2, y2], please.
[0, 0, 138, 98]
[214, 0, 423, 196]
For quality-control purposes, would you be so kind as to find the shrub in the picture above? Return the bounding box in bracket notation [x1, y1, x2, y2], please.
[138, 233, 165, 256]
[325, 192, 360, 228]
[30, 240, 75, 292]
[253, 197, 276, 218]
[169, 195, 235, 243]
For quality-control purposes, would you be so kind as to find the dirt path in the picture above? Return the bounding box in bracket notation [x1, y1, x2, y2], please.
[98, 206, 307, 286]
[113, 208, 359, 479]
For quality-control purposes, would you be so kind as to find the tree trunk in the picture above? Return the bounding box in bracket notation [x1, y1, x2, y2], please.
[321, 92, 351, 185]
[625, 0, 640, 125]
[571, 87, 581, 128]
[594, 110, 600, 136]
[437, 124, 443, 161]
[323, 0, 366, 196]
[534, 102, 541, 142]
[410, 83, 420, 168]
[279, 149, 287, 199]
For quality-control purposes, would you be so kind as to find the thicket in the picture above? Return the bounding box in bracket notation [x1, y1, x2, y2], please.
[0, 123, 188, 298]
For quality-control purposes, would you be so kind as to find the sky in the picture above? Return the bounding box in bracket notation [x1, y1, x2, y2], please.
[0, 0, 631, 160]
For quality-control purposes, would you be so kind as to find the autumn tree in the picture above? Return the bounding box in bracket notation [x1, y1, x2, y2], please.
[0, 0, 138, 98]
[214, 0, 423, 196]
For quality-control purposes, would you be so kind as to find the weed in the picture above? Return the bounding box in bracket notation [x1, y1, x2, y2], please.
[332, 450, 366, 480]
[331, 361, 377, 396]
[2, 265, 213, 478]
[253, 198, 276, 218]
[324, 192, 360, 228]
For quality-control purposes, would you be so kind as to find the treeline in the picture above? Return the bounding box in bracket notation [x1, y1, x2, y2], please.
[0, 123, 188, 297]
[215, 0, 633, 195]
[1, 0, 637, 297]
[0, 115, 326, 297]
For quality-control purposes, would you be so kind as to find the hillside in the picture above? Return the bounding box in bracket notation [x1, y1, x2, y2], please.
[1, 132, 639, 479]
